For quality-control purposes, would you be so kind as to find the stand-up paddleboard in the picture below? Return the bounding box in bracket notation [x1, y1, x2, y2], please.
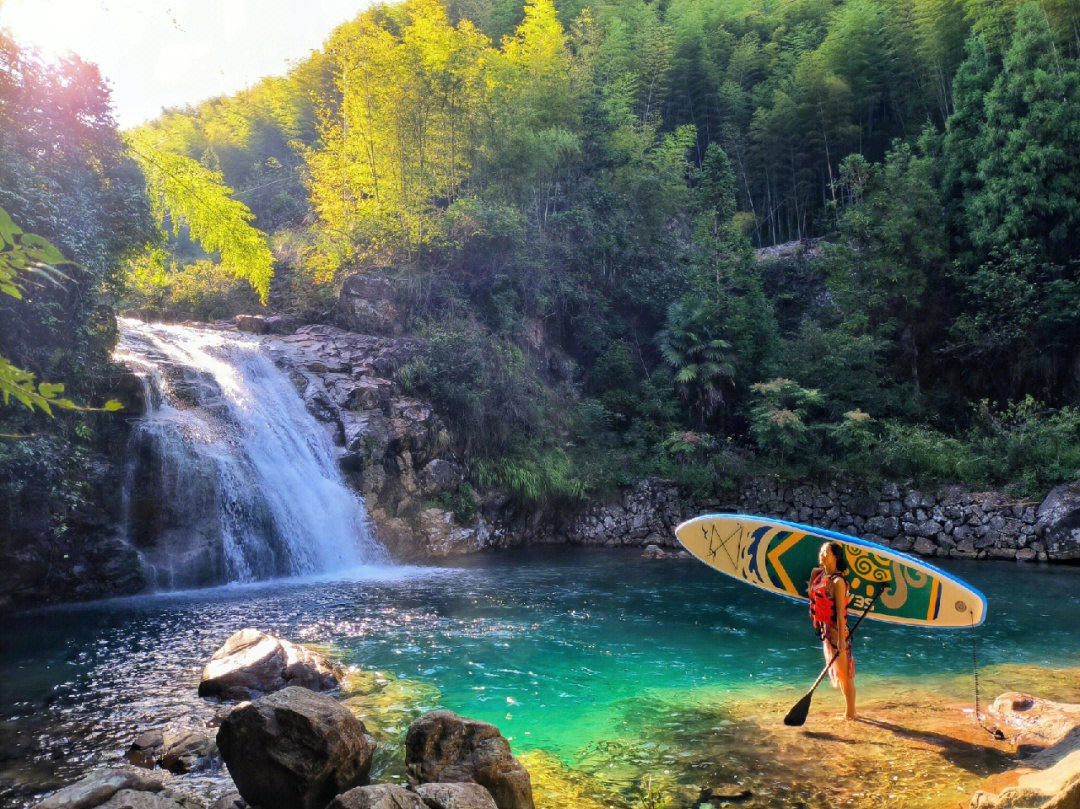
[675, 514, 986, 627]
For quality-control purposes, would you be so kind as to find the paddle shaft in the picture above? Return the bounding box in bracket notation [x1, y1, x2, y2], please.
[805, 584, 883, 694]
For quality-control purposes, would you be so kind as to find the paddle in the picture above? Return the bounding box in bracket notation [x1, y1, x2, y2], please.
[783, 584, 883, 726]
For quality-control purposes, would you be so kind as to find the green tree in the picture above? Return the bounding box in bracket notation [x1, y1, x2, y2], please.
[0, 208, 98, 414]
[658, 294, 735, 426]
[829, 139, 947, 396]
[941, 35, 996, 248]
[128, 133, 275, 303]
[968, 2, 1080, 264]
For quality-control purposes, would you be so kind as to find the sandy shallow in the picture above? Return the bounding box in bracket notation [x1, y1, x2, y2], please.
[526, 664, 1080, 809]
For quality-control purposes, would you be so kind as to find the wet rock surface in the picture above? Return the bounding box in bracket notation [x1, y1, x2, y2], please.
[31, 768, 202, 809]
[405, 711, 533, 809]
[327, 784, 427, 809]
[988, 692, 1080, 748]
[414, 782, 499, 809]
[126, 728, 219, 774]
[198, 628, 344, 701]
[216, 686, 377, 809]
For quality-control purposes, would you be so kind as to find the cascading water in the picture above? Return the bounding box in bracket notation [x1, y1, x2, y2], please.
[113, 318, 387, 589]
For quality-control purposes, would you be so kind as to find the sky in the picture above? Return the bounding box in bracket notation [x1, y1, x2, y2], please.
[0, 0, 373, 129]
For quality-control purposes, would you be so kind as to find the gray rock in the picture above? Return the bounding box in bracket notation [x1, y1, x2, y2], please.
[414, 783, 498, 809]
[1036, 483, 1080, 560]
[158, 728, 218, 774]
[125, 729, 164, 769]
[420, 460, 466, 497]
[216, 686, 377, 809]
[96, 790, 203, 809]
[198, 628, 343, 700]
[264, 314, 301, 335]
[235, 315, 267, 334]
[34, 768, 165, 809]
[405, 711, 534, 809]
[913, 537, 937, 556]
[334, 273, 409, 336]
[326, 785, 426, 809]
[208, 791, 246, 809]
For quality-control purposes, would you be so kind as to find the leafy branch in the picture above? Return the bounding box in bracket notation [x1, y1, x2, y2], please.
[0, 206, 124, 417]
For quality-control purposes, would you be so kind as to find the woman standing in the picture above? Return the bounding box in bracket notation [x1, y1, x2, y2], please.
[808, 541, 856, 719]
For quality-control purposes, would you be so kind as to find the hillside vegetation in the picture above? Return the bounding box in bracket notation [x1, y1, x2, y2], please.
[4, 0, 1080, 507]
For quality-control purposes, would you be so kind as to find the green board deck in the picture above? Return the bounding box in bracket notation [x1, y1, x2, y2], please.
[674, 514, 986, 627]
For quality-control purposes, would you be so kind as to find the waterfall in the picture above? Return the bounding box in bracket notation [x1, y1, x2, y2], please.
[114, 318, 387, 589]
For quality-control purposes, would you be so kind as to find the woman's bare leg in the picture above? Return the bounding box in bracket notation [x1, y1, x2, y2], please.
[836, 648, 856, 719]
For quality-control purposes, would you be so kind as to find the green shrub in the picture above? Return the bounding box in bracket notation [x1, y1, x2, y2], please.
[472, 446, 587, 502]
[398, 317, 548, 455]
[432, 482, 480, 524]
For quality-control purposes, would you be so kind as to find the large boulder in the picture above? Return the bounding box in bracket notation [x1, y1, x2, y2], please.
[32, 768, 202, 809]
[334, 273, 408, 336]
[1035, 484, 1080, 560]
[405, 711, 533, 809]
[235, 315, 267, 335]
[989, 692, 1080, 747]
[326, 785, 426, 809]
[216, 686, 377, 809]
[414, 783, 498, 809]
[971, 732, 1080, 809]
[198, 628, 344, 700]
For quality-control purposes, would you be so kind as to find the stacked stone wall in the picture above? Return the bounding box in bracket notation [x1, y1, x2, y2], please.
[557, 477, 1076, 563]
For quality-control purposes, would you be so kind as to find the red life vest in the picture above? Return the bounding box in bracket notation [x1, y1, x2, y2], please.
[808, 568, 845, 635]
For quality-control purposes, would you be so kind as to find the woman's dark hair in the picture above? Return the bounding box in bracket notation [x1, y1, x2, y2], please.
[827, 541, 849, 574]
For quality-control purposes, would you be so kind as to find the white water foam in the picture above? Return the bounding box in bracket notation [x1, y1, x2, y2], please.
[114, 318, 388, 588]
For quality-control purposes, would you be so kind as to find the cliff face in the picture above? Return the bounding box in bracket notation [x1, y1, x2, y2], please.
[261, 315, 1080, 566]
[0, 363, 146, 609]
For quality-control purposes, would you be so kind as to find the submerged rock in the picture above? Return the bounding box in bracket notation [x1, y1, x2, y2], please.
[698, 784, 752, 804]
[216, 685, 377, 809]
[198, 628, 344, 700]
[405, 711, 533, 809]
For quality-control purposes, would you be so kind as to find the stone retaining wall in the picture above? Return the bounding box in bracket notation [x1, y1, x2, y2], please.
[556, 477, 1080, 563]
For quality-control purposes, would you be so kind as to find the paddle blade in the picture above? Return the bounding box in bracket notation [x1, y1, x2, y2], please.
[784, 691, 813, 726]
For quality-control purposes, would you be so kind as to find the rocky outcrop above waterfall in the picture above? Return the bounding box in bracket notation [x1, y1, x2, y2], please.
[32, 767, 203, 809]
[333, 273, 416, 336]
[216, 686, 377, 809]
[405, 711, 534, 809]
[198, 629, 344, 701]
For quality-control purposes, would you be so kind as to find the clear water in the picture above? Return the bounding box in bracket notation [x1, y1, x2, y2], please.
[2, 549, 1078, 808]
